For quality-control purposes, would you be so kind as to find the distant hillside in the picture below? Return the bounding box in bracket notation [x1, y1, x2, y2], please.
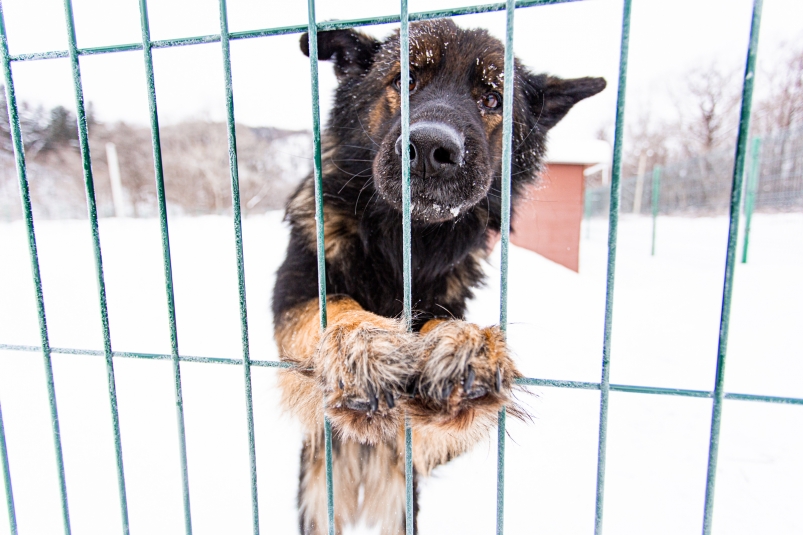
[0, 103, 311, 220]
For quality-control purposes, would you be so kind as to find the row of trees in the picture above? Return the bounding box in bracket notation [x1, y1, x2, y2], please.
[0, 96, 311, 220]
[601, 41, 803, 182]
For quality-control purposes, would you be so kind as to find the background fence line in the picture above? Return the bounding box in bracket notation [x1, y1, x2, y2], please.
[586, 124, 803, 220]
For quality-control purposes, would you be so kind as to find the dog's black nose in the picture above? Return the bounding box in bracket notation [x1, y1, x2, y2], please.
[395, 122, 464, 177]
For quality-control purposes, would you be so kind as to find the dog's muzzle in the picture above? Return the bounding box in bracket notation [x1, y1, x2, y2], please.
[394, 122, 464, 179]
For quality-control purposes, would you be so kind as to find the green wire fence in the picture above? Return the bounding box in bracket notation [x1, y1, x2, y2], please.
[0, 0, 799, 534]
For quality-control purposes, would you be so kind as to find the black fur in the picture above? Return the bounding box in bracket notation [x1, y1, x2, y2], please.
[273, 19, 604, 330]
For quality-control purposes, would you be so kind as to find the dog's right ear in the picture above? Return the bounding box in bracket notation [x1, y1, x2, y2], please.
[300, 29, 381, 79]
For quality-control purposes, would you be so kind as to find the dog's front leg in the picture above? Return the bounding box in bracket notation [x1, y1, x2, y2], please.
[406, 319, 522, 474]
[275, 296, 416, 445]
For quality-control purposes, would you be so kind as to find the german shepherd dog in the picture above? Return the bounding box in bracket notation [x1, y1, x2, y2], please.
[273, 19, 605, 534]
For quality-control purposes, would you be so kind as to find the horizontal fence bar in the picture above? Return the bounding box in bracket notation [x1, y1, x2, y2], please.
[2, 344, 801, 405]
[8, 0, 583, 63]
[0, 344, 292, 368]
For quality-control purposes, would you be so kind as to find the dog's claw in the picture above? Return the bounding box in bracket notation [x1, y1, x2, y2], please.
[495, 367, 502, 393]
[465, 365, 475, 392]
[366, 383, 379, 412]
[442, 382, 453, 400]
[345, 399, 372, 412]
[384, 390, 395, 409]
[338, 379, 344, 390]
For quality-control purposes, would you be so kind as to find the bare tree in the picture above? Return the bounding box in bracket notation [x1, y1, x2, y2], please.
[674, 64, 741, 157]
[753, 42, 803, 135]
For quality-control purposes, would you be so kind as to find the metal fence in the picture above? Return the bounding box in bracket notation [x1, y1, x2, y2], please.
[0, 0, 800, 535]
[587, 125, 803, 218]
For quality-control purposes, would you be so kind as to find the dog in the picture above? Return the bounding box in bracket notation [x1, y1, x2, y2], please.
[272, 19, 605, 534]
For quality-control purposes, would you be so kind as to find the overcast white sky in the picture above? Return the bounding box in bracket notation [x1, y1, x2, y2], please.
[2, 0, 802, 143]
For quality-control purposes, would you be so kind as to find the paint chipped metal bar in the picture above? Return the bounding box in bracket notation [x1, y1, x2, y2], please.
[496, 0, 516, 532]
[62, 0, 131, 532]
[0, 400, 17, 535]
[399, 0, 415, 532]
[7, 0, 586, 63]
[304, 0, 335, 532]
[594, 0, 632, 533]
[217, 0, 260, 532]
[741, 137, 761, 263]
[702, 1, 763, 533]
[0, 3, 73, 533]
[137, 0, 194, 532]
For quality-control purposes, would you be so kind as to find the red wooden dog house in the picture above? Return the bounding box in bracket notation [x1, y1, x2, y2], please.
[510, 138, 609, 272]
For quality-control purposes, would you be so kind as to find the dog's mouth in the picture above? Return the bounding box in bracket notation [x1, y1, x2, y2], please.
[372, 121, 492, 223]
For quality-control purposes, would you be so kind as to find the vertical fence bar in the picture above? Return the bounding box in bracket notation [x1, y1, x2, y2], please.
[137, 1, 193, 532]
[304, 1, 334, 533]
[0, 400, 17, 535]
[741, 137, 761, 264]
[702, 1, 763, 533]
[0, 9, 18, 535]
[650, 165, 661, 256]
[0, 3, 72, 533]
[398, 0, 415, 532]
[497, 0, 516, 532]
[594, 0, 632, 533]
[217, 1, 260, 533]
[62, 1, 131, 532]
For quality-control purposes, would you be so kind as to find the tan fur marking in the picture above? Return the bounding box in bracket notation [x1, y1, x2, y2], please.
[286, 181, 358, 261]
[419, 318, 446, 334]
[404, 320, 522, 474]
[299, 436, 362, 535]
[360, 442, 406, 535]
[276, 297, 416, 444]
[483, 112, 503, 138]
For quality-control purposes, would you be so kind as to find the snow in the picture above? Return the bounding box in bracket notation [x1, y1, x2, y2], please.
[0, 212, 801, 535]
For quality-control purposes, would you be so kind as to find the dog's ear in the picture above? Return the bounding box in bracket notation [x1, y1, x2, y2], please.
[522, 73, 606, 130]
[300, 29, 381, 79]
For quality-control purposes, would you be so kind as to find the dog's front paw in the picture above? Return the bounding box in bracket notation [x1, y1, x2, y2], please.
[318, 318, 416, 443]
[413, 321, 519, 415]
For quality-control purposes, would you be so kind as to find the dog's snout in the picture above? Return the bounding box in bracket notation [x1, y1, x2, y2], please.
[394, 122, 464, 177]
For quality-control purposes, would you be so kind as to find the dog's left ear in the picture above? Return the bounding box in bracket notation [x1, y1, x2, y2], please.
[300, 29, 381, 79]
[523, 74, 606, 130]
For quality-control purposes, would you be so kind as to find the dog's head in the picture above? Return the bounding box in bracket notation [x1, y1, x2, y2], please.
[302, 19, 605, 223]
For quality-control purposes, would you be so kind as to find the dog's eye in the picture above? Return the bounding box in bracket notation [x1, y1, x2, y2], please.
[481, 92, 502, 110]
[393, 73, 416, 92]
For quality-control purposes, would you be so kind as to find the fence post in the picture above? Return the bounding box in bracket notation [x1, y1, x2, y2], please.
[741, 137, 761, 263]
[650, 165, 661, 256]
[584, 184, 592, 239]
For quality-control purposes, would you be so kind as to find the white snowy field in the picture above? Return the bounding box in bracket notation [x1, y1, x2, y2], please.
[0, 211, 801, 535]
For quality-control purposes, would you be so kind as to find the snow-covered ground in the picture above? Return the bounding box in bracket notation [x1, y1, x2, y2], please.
[0, 212, 800, 535]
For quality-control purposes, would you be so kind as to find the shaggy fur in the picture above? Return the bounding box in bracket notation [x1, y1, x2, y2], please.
[272, 19, 605, 534]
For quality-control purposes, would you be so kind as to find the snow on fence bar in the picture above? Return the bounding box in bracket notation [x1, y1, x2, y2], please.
[0, 1, 800, 535]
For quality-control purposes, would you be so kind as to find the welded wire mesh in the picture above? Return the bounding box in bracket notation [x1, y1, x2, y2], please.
[589, 124, 803, 218]
[0, 1, 799, 535]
